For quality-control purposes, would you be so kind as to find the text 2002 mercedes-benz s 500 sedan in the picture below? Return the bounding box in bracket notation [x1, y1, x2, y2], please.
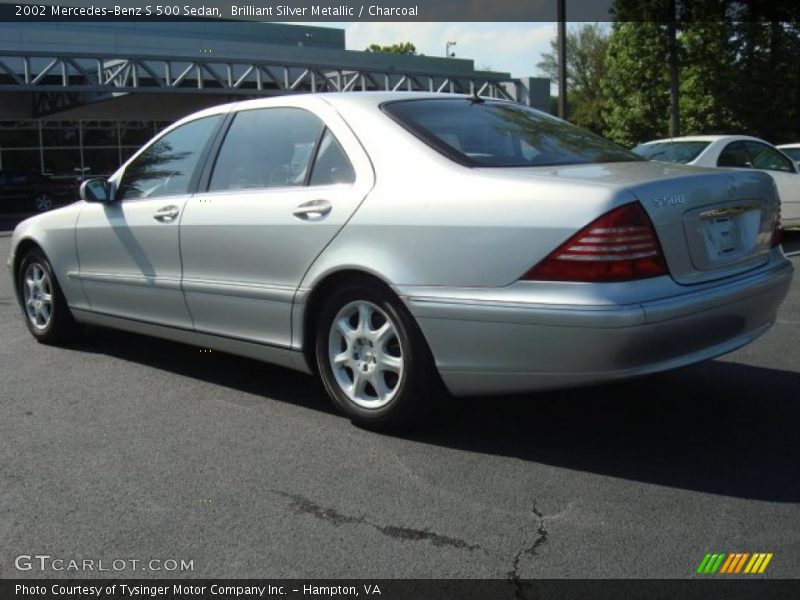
[8, 93, 794, 428]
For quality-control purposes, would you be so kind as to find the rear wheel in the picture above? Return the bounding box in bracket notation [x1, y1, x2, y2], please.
[315, 284, 440, 430]
[18, 248, 78, 344]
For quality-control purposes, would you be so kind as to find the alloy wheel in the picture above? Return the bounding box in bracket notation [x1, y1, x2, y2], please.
[23, 262, 53, 330]
[34, 194, 54, 212]
[328, 300, 405, 409]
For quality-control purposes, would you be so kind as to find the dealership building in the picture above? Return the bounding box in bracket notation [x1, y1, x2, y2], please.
[0, 21, 546, 181]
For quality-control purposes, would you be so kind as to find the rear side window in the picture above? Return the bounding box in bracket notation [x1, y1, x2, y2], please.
[209, 108, 324, 191]
[310, 130, 355, 186]
[117, 115, 221, 201]
[382, 98, 641, 167]
[717, 141, 751, 168]
[781, 147, 800, 161]
[632, 141, 710, 163]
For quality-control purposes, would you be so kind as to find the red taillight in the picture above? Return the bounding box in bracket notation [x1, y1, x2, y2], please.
[523, 202, 669, 282]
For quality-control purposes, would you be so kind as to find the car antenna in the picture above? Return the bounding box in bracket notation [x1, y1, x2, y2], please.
[468, 90, 485, 104]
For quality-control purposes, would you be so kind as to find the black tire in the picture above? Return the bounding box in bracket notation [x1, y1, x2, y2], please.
[315, 282, 442, 430]
[18, 248, 79, 344]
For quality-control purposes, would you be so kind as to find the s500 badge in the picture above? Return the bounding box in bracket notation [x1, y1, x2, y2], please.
[653, 194, 685, 207]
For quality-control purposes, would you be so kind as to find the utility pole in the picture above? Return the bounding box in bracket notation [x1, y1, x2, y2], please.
[667, 0, 680, 137]
[557, 0, 567, 119]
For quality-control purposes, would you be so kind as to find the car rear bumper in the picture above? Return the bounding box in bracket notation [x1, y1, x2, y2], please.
[399, 254, 794, 396]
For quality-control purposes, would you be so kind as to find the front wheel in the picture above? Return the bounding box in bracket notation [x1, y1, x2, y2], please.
[18, 249, 78, 344]
[315, 284, 441, 430]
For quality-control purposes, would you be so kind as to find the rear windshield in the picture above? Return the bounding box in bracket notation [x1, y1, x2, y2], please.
[632, 141, 710, 163]
[382, 98, 642, 167]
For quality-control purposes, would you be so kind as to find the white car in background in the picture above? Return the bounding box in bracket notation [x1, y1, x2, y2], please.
[634, 136, 800, 228]
[777, 143, 800, 168]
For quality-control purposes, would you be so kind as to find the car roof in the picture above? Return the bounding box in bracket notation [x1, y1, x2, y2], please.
[169, 92, 514, 130]
[638, 135, 770, 145]
[195, 91, 513, 115]
[777, 143, 800, 149]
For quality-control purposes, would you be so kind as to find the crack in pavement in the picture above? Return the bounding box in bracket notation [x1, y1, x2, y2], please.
[274, 490, 482, 552]
[507, 502, 549, 600]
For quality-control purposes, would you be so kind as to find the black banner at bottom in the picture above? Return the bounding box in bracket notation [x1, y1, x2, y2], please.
[2, 580, 800, 600]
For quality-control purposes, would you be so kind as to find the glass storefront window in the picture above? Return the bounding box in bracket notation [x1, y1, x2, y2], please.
[120, 121, 156, 146]
[0, 121, 39, 148]
[83, 148, 121, 177]
[0, 149, 40, 172]
[0, 120, 174, 178]
[42, 148, 82, 176]
[82, 121, 119, 147]
[41, 121, 80, 146]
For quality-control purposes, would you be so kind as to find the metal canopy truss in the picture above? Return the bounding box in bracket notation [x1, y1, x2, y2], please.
[0, 50, 530, 108]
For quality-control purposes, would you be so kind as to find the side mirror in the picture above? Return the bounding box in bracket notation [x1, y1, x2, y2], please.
[80, 178, 113, 203]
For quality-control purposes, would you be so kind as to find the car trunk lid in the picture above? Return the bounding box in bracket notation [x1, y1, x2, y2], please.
[623, 164, 778, 284]
[502, 161, 779, 285]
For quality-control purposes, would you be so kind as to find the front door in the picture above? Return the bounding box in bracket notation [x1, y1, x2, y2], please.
[75, 114, 223, 328]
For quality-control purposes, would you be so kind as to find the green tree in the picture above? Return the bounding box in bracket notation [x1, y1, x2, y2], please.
[728, 20, 800, 143]
[364, 42, 417, 55]
[601, 21, 671, 146]
[679, 21, 742, 135]
[603, 0, 800, 144]
[537, 24, 610, 133]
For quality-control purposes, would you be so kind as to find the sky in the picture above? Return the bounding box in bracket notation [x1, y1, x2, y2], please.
[299, 22, 558, 78]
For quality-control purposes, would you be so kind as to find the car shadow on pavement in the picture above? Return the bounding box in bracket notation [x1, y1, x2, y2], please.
[405, 360, 800, 503]
[71, 327, 798, 503]
[73, 326, 337, 415]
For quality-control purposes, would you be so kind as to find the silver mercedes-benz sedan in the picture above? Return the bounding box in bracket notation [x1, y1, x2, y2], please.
[8, 92, 794, 428]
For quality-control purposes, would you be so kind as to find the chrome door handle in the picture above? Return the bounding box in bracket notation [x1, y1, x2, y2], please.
[153, 205, 180, 222]
[293, 199, 332, 221]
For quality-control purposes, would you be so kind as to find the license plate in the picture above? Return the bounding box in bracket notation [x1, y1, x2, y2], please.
[704, 217, 740, 258]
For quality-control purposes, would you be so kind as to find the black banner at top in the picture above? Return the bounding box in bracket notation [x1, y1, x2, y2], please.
[1, 0, 799, 22]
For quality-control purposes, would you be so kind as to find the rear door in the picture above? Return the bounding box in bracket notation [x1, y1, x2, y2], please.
[178, 101, 373, 348]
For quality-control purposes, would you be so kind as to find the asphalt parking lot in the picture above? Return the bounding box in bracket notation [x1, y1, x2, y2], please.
[0, 232, 798, 580]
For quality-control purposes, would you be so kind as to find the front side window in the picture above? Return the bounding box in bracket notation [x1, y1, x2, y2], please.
[382, 98, 641, 167]
[632, 141, 710, 164]
[744, 141, 795, 173]
[117, 115, 221, 201]
[209, 108, 324, 191]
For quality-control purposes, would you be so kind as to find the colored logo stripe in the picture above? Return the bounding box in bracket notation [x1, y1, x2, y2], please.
[745, 553, 773, 574]
[697, 553, 726, 573]
[698, 552, 773, 574]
